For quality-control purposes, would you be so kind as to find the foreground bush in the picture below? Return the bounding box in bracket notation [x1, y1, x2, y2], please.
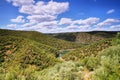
[91, 45, 120, 80]
[36, 61, 84, 80]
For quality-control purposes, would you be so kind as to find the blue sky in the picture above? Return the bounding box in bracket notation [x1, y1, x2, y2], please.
[0, 0, 120, 33]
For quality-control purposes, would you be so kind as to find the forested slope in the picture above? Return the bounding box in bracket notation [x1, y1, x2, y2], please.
[0, 29, 119, 80]
[0, 36, 58, 70]
[50, 31, 116, 44]
[0, 29, 81, 49]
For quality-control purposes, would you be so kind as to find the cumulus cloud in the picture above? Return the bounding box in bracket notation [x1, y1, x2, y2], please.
[7, 0, 69, 25]
[6, 0, 35, 6]
[96, 18, 120, 27]
[58, 17, 99, 26]
[27, 15, 56, 23]
[11, 16, 25, 23]
[7, 24, 17, 28]
[93, 24, 120, 31]
[19, 5, 34, 14]
[31, 21, 58, 29]
[22, 22, 35, 27]
[110, 25, 120, 31]
[73, 17, 100, 25]
[59, 18, 72, 25]
[107, 9, 115, 14]
[6, 0, 69, 33]
[19, 1, 69, 15]
[5, 0, 120, 33]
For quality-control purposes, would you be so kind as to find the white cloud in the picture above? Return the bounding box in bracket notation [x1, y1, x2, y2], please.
[93, 24, 120, 31]
[66, 24, 90, 30]
[7, 0, 69, 24]
[22, 22, 35, 27]
[6, 0, 70, 33]
[31, 21, 58, 29]
[59, 18, 72, 25]
[11, 15, 25, 23]
[6, 0, 35, 6]
[27, 15, 56, 23]
[107, 9, 115, 14]
[110, 25, 120, 31]
[19, 1, 69, 16]
[5, 0, 120, 33]
[21, 20, 58, 31]
[19, 5, 35, 14]
[7, 24, 17, 28]
[34, 1, 69, 15]
[73, 17, 100, 25]
[96, 18, 120, 27]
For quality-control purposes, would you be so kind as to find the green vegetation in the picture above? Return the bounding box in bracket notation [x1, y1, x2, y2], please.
[35, 38, 120, 80]
[91, 45, 120, 80]
[63, 39, 112, 61]
[0, 29, 81, 49]
[50, 31, 116, 44]
[0, 29, 119, 80]
[0, 36, 58, 70]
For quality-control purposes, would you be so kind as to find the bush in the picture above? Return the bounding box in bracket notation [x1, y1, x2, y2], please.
[36, 61, 84, 80]
[91, 45, 120, 80]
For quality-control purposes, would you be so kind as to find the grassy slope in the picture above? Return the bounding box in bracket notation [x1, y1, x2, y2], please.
[34, 34, 120, 80]
[0, 29, 119, 80]
[0, 29, 81, 49]
[35, 44, 120, 80]
[0, 36, 58, 70]
[63, 39, 113, 61]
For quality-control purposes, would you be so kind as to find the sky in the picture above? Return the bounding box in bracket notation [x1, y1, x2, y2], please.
[0, 0, 120, 33]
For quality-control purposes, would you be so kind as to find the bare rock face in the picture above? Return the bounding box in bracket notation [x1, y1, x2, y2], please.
[75, 33, 104, 44]
[48, 31, 117, 44]
[75, 32, 117, 44]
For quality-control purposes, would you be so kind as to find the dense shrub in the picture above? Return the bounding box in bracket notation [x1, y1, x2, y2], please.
[0, 36, 58, 70]
[36, 61, 84, 80]
[0, 29, 81, 49]
[63, 39, 112, 61]
[91, 45, 120, 80]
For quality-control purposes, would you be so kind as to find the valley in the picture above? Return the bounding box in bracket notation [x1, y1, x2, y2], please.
[0, 29, 120, 80]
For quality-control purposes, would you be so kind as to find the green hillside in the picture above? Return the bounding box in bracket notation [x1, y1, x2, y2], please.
[0, 36, 58, 70]
[50, 31, 116, 44]
[0, 29, 119, 80]
[62, 32, 120, 62]
[63, 39, 113, 61]
[34, 44, 120, 80]
[0, 29, 81, 49]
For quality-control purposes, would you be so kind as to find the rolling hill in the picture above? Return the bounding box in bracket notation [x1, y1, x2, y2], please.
[0, 29, 81, 49]
[0, 29, 119, 80]
[49, 31, 117, 44]
[0, 36, 58, 70]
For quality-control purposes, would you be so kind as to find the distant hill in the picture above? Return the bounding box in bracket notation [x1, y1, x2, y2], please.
[0, 29, 81, 49]
[63, 39, 113, 61]
[49, 31, 117, 44]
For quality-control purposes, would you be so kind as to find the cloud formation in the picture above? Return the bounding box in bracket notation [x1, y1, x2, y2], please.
[11, 15, 25, 23]
[7, 24, 17, 28]
[110, 25, 120, 31]
[6, 0, 35, 6]
[73, 17, 100, 25]
[96, 18, 120, 27]
[5, 0, 120, 33]
[107, 9, 115, 14]
[59, 18, 72, 25]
